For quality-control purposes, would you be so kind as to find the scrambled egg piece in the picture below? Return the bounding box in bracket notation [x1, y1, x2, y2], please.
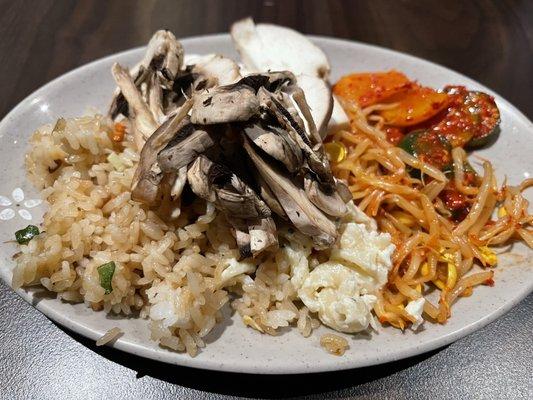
[298, 202, 395, 333]
[298, 262, 377, 333]
[282, 242, 311, 290]
[331, 222, 395, 286]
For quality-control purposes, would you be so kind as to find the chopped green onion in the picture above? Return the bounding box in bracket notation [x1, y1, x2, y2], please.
[15, 225, 40, 244]
[97, 261, 116, 294]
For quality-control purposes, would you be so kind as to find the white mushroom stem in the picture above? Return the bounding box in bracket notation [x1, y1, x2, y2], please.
[111, 63, 158, 149]
[243, 138, 338, 248]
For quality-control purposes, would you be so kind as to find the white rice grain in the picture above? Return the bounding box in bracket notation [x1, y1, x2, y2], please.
[96, 327, 123, 346]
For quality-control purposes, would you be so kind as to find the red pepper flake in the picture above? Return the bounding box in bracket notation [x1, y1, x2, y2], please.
[385, 126, 404, 145]
[483, 278, 495, 287]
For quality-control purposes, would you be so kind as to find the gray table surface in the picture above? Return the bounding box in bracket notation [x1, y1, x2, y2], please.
[1, 1, 532, 399]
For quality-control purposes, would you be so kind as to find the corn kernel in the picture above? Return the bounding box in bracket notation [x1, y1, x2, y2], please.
[324, 141, 347, 163]
[391, 211, 416, 227]
[446, 263, 457, 290]
[479, 246, 498, 267]
[432, 279, 446, 290]
[439, 248, 454, 263]
[421, 262, 430, 276]
[498, 207, 507, 218]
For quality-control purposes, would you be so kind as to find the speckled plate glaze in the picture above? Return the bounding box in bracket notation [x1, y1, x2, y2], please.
[0, 34, 531, 374]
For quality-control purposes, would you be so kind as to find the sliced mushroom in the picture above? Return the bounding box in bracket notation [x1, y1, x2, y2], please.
[191, 81, 259, 125]
[234, 223, 252, 258]
[284, 83, 322, 146]
[230, 216, 278, 258]
[190, 83, 259, 125]
[190, 54, 242, 86]
[243, 122, 302, 173]
[230, 18, 330, 78]
[148, 73, 166, 124]
[335, 178, 353, 203]
[141, 30, 184, 83]
[110, 30, 183, 120]
[295, 74, 333, 139]
[131, 100, 193, 204]
[249, 217, 278, 255]
[171, 166, 188, 198]
[187, 155, 271, 220]
[157, 125, 216, 173]
[255, 173, 288, 219]
[260, 88, 336, 191]
[243, 138, 338, 248]
[304, 175, 347, 217]
[109, 65, 149, 119]
[111, 63, 158, 149]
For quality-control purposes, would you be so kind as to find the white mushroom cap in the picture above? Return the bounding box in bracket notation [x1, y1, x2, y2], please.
[184, 53, 242, 85]
[296, 75, 333, 137]
[327, 95, 351, 136]
[231, 18, 333, 138]
[231, 18, 330, 78]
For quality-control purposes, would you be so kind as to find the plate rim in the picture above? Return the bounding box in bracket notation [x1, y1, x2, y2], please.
[1, 33, 532, 374]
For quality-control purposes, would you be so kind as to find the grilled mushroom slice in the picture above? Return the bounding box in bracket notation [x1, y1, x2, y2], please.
[243, 122, 302, 173]
[141, 29, 184, 83]
[147, 73, 166, 124]
[111, 63, 158, 150]
[171, 166, 188, 198]
[190, 54, 242, 87]
[234, 222, 252, 258]
[187, 155, 271, 220]
[243, 138, 338, 248]
[231, 216, 278, 258]
[190, 83, 259, 125]
[255, 174, 288, 219]
[295, 74, 333, 138]
[249, 216, 278, 255]
[157, 124, 216, 173]
[335, 178, 353, 203]
[258, 86, 335, 191]
[109, 65, 151, 119]
[304, 175, 347, 217]
[131, 100, 193, 204]
[109, 30, 184, 120]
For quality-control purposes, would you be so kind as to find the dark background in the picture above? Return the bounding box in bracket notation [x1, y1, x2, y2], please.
[0, 1, 532, 399]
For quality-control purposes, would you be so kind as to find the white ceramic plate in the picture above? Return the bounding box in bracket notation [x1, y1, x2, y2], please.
[0, 34, 532, 374]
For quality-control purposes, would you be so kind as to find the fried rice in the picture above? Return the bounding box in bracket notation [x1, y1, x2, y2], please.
[13, 114, 393, 356]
